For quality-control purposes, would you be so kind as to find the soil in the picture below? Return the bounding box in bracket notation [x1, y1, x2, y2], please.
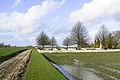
[0, 49, 32, 80]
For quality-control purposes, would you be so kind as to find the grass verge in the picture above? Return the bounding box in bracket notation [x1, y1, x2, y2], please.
[24, 50, 67, 80]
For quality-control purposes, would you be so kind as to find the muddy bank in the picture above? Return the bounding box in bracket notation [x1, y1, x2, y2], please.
[0, 50, 32, 80]
[50, 62, 79, 80]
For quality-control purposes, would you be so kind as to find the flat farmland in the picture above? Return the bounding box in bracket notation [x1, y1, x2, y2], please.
[0, 50, 31, 80]
[0, 47, 27, 63]
[45, 52, 120, 80]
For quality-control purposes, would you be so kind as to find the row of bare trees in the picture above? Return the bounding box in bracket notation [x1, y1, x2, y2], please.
[36, 21, 120, 49]
[36, 22, 89, 50]
[0, 43, 11, 47]
[36, 31, 57, 49]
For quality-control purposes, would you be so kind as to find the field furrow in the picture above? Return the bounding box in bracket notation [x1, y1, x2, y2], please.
[0, 50, 31, 80]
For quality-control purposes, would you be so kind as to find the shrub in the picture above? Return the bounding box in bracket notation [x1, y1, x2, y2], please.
[56, 47, 61, 50]
[38, 47, 44, 50]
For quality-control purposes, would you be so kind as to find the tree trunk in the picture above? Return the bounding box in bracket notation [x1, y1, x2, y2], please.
[77, 44, 81, 50]
[66, 45, 68, 50]
[52, 45, 53, 50]
[42, 45, 44, 50]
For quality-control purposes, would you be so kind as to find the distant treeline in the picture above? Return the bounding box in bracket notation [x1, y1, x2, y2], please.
[36, 21, 120, 50]
[0, 43, 11, 47]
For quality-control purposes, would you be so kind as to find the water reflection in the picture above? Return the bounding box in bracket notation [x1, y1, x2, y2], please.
[51, 62, 79, 80]
[61, 65, 102, 80]
[50, 59, 102, 80]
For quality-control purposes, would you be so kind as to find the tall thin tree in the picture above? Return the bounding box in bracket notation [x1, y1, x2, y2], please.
[96, 39, 100, 48]
[108, 33, 112, 49]
[94, 40, 97, 48]
[50, 37, 57, 50]
[95, 25, 109, 49]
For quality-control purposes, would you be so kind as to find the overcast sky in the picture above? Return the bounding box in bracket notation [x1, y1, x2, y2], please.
[0, 0, 120, 46]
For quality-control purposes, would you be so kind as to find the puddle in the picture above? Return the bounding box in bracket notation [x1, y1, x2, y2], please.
[50, 62, 78, 80]
[50, 59, 119, 80]
[50, 59, 102, 80]
[51, 61, 101, 80]
[61, 65, 102, 80]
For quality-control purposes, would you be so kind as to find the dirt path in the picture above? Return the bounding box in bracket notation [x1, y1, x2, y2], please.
[37, 49, 120, 53]
[0, 49, 32, 80]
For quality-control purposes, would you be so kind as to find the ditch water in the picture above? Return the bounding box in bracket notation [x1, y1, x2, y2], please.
[51, 62, 78, 80]
[50, 60, 102, 80]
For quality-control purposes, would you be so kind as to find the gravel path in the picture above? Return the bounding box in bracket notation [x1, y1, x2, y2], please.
[37, 49, 120, 53]
[0, 50, 32, 80]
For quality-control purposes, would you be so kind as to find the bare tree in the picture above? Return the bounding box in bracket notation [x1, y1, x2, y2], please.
[95, 25, 109, 48]
[112, 30, 120, 48]
[36, 31, 50, 49]
[63, 37, 72, 50]
[50, 37, 57, 50]
[0, 42, 4, 47]
[70, 21, 88, 50]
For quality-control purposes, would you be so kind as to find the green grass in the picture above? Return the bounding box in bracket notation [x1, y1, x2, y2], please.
[24, 50, 67, 80]
[45, 52, 120, 65]
[44, 52, 120, 79]
[0, 47, 27, 57]
[0, 47, 27, 62]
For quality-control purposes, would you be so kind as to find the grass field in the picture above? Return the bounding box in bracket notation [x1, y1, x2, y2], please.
[24, 50, 67, 80]
[45, 52, 120, 80]
[0, 47, 27, 62]
[0, 47, 27, 57]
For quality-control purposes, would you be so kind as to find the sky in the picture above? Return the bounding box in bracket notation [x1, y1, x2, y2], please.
[0, 0, 120, 46]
